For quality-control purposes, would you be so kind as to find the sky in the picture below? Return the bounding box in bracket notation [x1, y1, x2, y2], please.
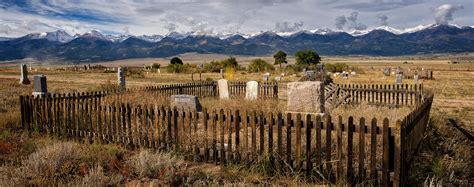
[0, 0, 473, 37]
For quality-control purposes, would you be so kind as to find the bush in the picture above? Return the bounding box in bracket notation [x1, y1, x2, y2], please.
[203, 57, 241, 73]
[170, 57, 183, 65]
[152, 63, 161, 69]
[166, 64, 194, 73]
[324, 63, 349, 73]
[126, 150, 185, 180]
[204, 60, 224, 72]
[248, 59, 274, 72]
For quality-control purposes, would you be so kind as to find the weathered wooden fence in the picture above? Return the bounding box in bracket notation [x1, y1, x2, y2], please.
[18, 83, 433, 186]
[337, 83, 424, 107]
[228, 81, 279, 98]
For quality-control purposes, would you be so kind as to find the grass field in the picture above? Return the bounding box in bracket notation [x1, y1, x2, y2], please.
[0, 55, 472, 185]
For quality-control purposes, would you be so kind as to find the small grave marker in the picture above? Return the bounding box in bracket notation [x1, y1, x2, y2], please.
[396, 73, 403, 85]
[170, 95, 202, 112]
[218, 79, 229, 99]
[245, 81, 258, 100]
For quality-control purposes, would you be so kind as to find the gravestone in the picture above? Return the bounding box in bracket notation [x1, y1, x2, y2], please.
[118, 67, 125, 90]
[170, 95, 202, 112]
[383, 67, 391, 76]
[262, 73, 269, 82]
[413, 75, 419, 84]
[20, 64, 30, 85]
[396, 74, 403, 85]
[287, 81, 324, 113]
[245, 81, 258, 100]
[274, 76, 282, 81]
[218, 79, 229, 99]
[396, 66, 401, 74]
[305, 71, 315, 80]
[316, 64, 324, 72]
[32, 75, 48, 98]
[220, 69, 224, 79]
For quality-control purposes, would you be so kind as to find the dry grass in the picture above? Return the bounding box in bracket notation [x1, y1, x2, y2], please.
[0, 55, 473, 185]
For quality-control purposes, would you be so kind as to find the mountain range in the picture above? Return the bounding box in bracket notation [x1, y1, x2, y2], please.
[1, 24, 473, 62]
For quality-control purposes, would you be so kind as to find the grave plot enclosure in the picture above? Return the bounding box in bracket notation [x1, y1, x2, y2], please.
[19, 81, 433, 186]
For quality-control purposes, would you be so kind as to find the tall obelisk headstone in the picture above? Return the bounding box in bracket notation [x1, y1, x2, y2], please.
[118, 67, 125, 91]
[20, 64, 30, 85]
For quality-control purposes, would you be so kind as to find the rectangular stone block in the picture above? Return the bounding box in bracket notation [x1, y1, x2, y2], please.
[218, 79, 229, 99]
[171, 95, 202, 112]
[245, 81, 258, 100]
[34, 75, 47, 92]
[287, 81, 324, 113]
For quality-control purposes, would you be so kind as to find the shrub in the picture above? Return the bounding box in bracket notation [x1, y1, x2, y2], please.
[166, 64, 194, 73]
[126, 150, 185, 180]
[324, 63, 349, 73]
[248, 59, 275, 72]
[204, 60, 224, 72]
[170, 57, 183, 65]
[152, 63, 161, 69]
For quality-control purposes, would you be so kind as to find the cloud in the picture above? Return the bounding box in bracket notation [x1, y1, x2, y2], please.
[164, 22, 178, 32]
[335, 15, 346, 29]
[332, 0, 425, 12]
[377, 14, 388, 26]
[339, 11, 367, 30]
[434, 4, 464, 25]
[274, 21, 304, 32]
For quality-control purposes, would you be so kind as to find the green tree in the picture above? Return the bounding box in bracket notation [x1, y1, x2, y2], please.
[248, 59, 275, 72]
[295, 50, 321, 66]
[221, 57, 238, 68]
[273, 50, 287, 68]
[170, 57, 183, 65]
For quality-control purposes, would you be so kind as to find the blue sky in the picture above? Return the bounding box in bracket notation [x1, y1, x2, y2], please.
[0, 0, 473, 37]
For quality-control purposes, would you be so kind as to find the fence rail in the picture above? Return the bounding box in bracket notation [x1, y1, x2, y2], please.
[18, 82, 433, 186]
[337, 83, 424, 107]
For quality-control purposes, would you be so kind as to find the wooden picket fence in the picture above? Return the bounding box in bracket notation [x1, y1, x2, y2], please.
[337, 83, 424, 107]
[18, 83, 433, 186]
[228, 81, 279, 98]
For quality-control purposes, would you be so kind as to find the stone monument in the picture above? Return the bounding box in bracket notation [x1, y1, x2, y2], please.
[262, 73, 269, 82]
[287, 81, 324, 113]
[118, 67, 125, 91]
[32, 75, 48, 98]
[245, 81, 258, 100]
[170, 95, 202, 112]
[383, 67, 391, 76]
[20, 64, 30, 85]
[218, 79, 229, 99]
[396, 73, 403, 85]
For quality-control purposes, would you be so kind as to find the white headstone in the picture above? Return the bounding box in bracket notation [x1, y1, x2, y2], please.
[118, 67, 125, 90]
[218, 79, 229, 99]
[396, 74, 403, 85]
[287, 81, 324, 113]
[245, 81, 258, 100]
[263, 74, 269, 81]
[413, 75, 419, 84]
[20, 64, 30, 85]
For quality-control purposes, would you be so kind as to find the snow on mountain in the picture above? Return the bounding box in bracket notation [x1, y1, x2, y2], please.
[373, 26, 403, 34]
[166, 32, 187, 40]
[0, 37, 11, 41]
[136, 34, 164, 42]
[105, 34, 131, 42]
[310, 28, 335, 35]
[44, 30, 73, 43]
[401, 24, 436, 34]
[81, 30, 108, 40]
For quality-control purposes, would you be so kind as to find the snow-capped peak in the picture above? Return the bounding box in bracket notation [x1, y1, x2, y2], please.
[310, 28, 335, 35]
[373, 26, 403, 34]
[45, 30, 73, 43]
[82, 30, 107, 40]
[401, 24, 436, 34]
[136, 34, 164, 42]
[105, 34, 131, 42]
